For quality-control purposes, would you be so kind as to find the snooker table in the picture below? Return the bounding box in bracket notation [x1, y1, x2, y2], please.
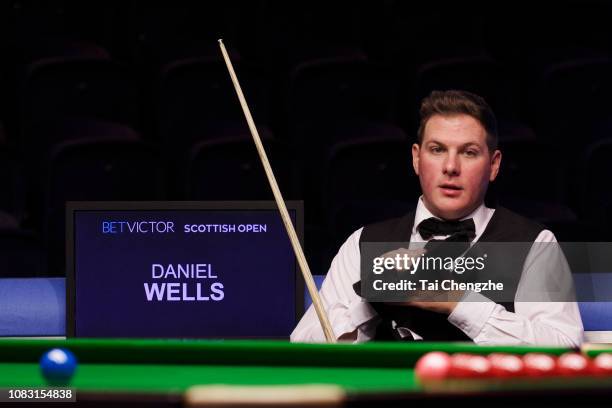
[2, 338, 612, 407]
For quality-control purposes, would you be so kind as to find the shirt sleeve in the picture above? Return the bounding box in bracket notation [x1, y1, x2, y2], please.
[447, 230, 584, 346]
[290, 228, 379, 343]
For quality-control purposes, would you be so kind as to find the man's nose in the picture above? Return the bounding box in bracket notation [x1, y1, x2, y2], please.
[443, 152, 460, 176]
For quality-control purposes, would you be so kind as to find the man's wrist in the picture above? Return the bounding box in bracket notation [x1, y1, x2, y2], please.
[448, 292, 497, 338]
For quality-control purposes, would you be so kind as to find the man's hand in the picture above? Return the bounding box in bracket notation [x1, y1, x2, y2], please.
[378, 247, 426, 273]
[387, 287, 463, 314]
[378, 247, 463, 315]
[395, 300, 460, 315]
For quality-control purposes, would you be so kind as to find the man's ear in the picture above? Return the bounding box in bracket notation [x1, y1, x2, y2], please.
[489, 149, 502, 182]
[412, 143, 420, 176]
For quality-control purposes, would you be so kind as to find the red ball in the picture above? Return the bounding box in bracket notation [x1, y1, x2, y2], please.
[522, 353, 557, 377]
[591, 353, 612, 376]
[450, 353, 491, 378]
[415, 352, 452, 381]
[488, 353, 525, 378]
[557, 353, 590, 376]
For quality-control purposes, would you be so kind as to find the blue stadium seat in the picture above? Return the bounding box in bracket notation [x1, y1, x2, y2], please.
[0, 278, 65, 336]
[576, 272, 612, 336]
[579, 302, 612, 332]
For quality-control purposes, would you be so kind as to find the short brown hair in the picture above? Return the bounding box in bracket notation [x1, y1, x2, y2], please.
[417, 90, 498, 152]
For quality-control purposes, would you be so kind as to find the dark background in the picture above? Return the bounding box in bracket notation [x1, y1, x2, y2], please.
[1, 0, 611, 278]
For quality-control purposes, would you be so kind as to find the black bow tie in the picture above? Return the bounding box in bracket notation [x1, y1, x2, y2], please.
[417, 217, 476, 241]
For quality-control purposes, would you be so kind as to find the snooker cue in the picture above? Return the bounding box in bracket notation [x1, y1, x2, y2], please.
[218, 39, 336, 343]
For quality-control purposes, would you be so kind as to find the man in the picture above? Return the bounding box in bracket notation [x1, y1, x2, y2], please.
[291, 90, 583, 345]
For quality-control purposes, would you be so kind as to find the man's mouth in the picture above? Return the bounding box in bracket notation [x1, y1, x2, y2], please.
[439, 184, 463, 196]
[439, 184, 462, 190]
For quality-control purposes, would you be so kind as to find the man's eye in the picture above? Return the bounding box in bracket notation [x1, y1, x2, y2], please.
[430, 146, 443, 153]
[464, 150, 478, 157]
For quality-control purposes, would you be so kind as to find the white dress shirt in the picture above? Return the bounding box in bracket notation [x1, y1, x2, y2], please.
[291, 198, 584, 346]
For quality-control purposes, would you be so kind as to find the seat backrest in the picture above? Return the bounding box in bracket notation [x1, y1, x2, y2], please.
[43, 138, 164, 275]
[21, 58, 140, 140]
[186, 136, 293, 200]
[0, 278, 65, 336]
[158, 59, 270, 148]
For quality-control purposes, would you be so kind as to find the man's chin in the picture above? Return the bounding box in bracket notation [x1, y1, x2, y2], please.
[422, 195, 478, 220]
[431, 202, 472, 221]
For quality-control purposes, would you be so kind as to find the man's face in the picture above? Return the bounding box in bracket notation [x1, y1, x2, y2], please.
[412, 114, 501, 220]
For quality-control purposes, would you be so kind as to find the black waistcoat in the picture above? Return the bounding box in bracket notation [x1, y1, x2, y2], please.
[356, 206, 544, 341]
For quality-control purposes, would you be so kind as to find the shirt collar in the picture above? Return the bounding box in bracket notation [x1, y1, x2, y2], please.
[412, 196, 490, 237]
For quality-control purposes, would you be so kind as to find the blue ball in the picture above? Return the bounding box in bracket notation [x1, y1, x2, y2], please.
[40, 348, 77, 386]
